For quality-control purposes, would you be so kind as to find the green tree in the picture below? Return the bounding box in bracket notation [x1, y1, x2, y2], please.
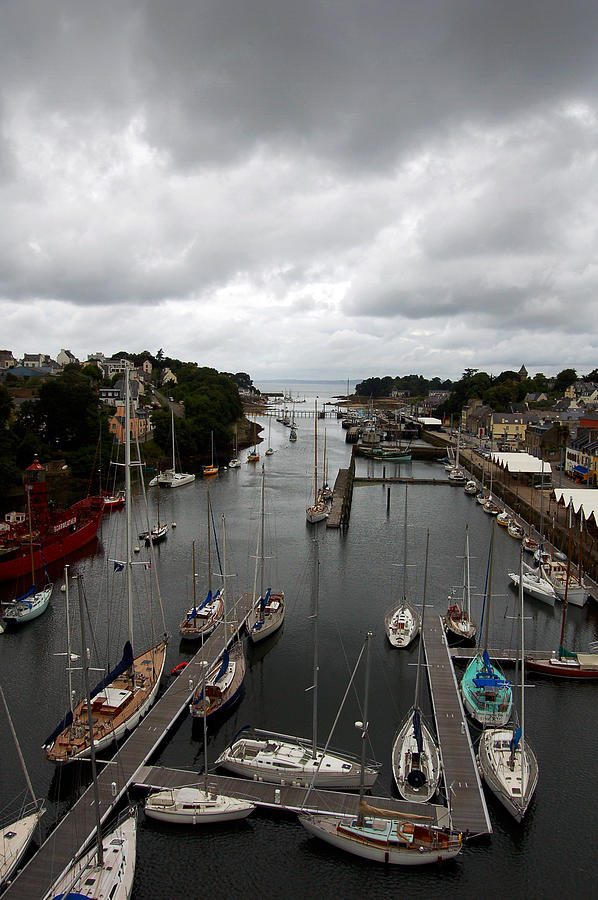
[554, 368, 578, 393]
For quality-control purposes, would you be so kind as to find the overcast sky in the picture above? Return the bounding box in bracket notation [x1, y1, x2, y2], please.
[2, 1, 598, 382]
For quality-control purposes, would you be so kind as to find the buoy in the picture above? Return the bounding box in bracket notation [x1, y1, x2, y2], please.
[134, 545, 140, 553]
[172, 522, 177, 528]
[60, 583, 66, 592]
[171, 662, 188, 676]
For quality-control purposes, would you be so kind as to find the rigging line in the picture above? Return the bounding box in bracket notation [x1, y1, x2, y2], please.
[136, 429, 167, 636]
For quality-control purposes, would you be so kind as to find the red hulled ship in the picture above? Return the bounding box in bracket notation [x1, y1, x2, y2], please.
[0, 457, 104, 582]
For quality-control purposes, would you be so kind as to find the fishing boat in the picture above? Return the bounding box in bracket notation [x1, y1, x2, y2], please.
[202, 431, 218, 477]
[216, 541, 380, 789]
[385, 486, 420, 649]
[299, 634, 462, 865]
[508, 564, 557, 606]
[44, 375, 167, 764]
[444, 525, 477, 646]
[306, 400, 329, 524]
[460, 528, 513, 727]
[246, 466, 285, 643]
[2, 489, 53, 628]
[101, 489, 126, 511]
[0, 458, 104, 583]
[392, 534, 441, 802]
[0, 684, 45, 885]
[496, 511, 511, 528]
[146, 662, 254, 824]
[478, 551, 539, 821]
[149, 407, 195, 488]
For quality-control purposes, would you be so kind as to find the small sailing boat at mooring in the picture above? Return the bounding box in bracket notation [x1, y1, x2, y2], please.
[444, 525, 477, 646]
[477, 549, 539, 822]
[306, 400, 329, 524]
[384, 485, 420, 648]
[44, 374, 167, 764]
[392, 532, 442, 803]
[460, 526, 513, 727]
[299, 633, 462, 865]
[149, 407, 195, 487]
[246, 465, 285, 643]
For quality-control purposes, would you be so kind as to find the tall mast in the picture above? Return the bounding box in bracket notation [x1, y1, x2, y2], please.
[260, 465, 265, 600]
[313, 400, 319, 503]
[0, 683, 37, 809]
[207, 493, 212, 594]
[124, 369, 133, 648]
[559, 502, 573, 650]
[357, 631, 372, 823]
[402, 485, 409, 600]
[483, 525, 495, 650]
[519, 547, 525, 752]
[171, 407, 176, 471]
[464, 525, 471, 618]
[27, 490, 35, 587]
[310, 539, 320, 759]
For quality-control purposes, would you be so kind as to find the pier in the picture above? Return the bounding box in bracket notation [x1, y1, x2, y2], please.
[2, 593, 257, 900]
[423, 616, 492, 837]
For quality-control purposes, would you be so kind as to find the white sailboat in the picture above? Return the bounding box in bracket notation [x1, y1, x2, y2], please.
[392, 533, 442, 802]
[149, 408, 195, 487]
[385, 486, 420, 648]
[216, 541, 380, 788]
[178, 518, 224, 641]
[265, 416, 274, 456]
[229, 424, 241, 468]
[44, 373, 167, 764]
[1, 487, 53, 629]
[44, 569, 137, 900]
[306, 400, 329, 524]
[508, 563, 557, 606]
[246, 465, 285, 643]
[299, 634, 462, 865]
[477, 550, 539, 821]
[145, 662, 254, 824]
[0, 684, 45, 885]
[447, 429, 466, 484]
[444, 525, 477, 645]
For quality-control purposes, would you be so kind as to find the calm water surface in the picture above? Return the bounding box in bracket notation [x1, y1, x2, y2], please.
[1, 387, 597, 898]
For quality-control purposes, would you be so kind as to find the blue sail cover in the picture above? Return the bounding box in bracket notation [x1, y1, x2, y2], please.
[43, 641, 134, 747]
[192, 649, 229, 705]
[16, 585, 36, 603]
[510, 726, 522, 753]
[259, 588, 271, 613]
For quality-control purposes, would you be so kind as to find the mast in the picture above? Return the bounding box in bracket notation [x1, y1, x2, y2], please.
[402, 485, 409, 600]
[64, 565, 76, 723]
[464, 525, 471, 619]
[192, 541, 197, 610]
[414, 532, 430, 711]
[207, 493, 212, 595]
[0, 683, 37, 810]
[313, 400, 319, 503]
[171, 407, 176, 471]
[559, 503, 573, 651]
[310, 539, 320, 760]
[124, 369, 133, 649]
[356, 631, 372, 825]
[519, 547, 525, 754]
[260, 465, 265, 600]
[76, 574, 103, 866]
[483, 525, 495, 651]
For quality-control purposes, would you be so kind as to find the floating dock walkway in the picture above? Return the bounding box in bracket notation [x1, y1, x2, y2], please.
[2, 593, 257, 900]
[423, 615, 492, 837]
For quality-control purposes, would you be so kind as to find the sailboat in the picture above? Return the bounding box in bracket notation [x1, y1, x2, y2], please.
[444, 525, 477, 646]
[189, 516, 246, 719]
[229, 425, 241, 468]
[299, 633, 462, 865]
[178, 530, 224, 641]
[247, 420, 260, 463]
[306, 400, 329, 524]
[460, 526, 513, 727]
[508, 563, 557, 606]
[139, 481, 169, 545]
[44, 373, 167, 764]
[2, 484, 53, 627]
[392, 533, 442, 803]
[216, 541, 380, 788]
[202, 431, 219, 477]
[384, 486, 420, 648]
[265, 417, 274, 456]
[44, 570, 137, 899]
[0, 684, 45, 884]
[149, 408, 195, 487]
[318, 429, 333, 502]
[477, 549, 539, 821]
[246, 465, 285, 643]
[447, 430, 466, 484]
[145, 661, 254, 824]
[526, 504, 598, 678]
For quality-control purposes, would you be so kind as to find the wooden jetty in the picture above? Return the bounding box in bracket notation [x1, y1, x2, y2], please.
[2, 593, 257, 900]
[134, 765, 452, 826]
[423, 615, 492, 837]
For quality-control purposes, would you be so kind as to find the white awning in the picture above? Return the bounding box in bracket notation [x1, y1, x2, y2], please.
[491, 452, 553, 474]
[553, 488, 598, 524]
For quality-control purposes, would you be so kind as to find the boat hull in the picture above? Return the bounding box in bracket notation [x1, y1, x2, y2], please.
[247, 592, 285, 643]
[144, 788, 254, 824]
[0, 807, 44, 883]
[477, 728, 538, 822]
[384, 602, 420, 648]
[391, 712, 441, 803]
[460, 654, 513, 727]
[299, 814, 462, 865]
[525, 656, 598, 679]
[2, 584, 53, 624]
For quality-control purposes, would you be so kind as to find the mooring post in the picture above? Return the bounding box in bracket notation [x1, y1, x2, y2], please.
[387, 486, 391, 514]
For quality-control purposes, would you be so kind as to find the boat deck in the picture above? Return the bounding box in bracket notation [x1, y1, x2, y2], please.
[134, 765, 452, 824]
[2, 593, 256, 900]
[423, 616, 492, 837]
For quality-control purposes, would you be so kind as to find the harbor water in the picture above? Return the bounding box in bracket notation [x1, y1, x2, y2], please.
[1, 381, 597, 898]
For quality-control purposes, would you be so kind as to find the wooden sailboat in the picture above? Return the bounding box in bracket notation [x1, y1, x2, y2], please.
[44, 373, 167, 764]
[150, 407, 195, 487]
[306, 401, 329, 523]
[2, 487, 53, 628]
[246, 465, 285, 643]
[299, 634, 462, 865]
[0, 684, 45, 884]
[45, 574, 137, 898]
[477, 549, 539, 822]
[216, 540, 380, 788]
[444, 525, 477, 646]
[392, 533, 442, 802]
[460, 526, 513, 727]
[145, 662, 254, 824]
[385, 486, 420, 648]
